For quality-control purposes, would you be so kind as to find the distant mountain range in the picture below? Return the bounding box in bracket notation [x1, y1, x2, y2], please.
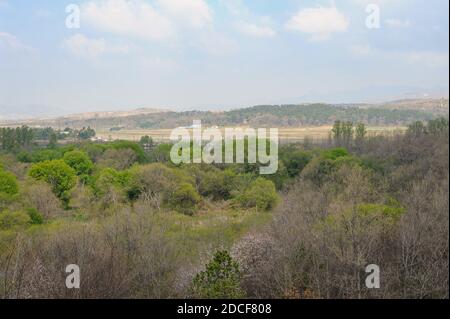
[1, 98, 448, 129]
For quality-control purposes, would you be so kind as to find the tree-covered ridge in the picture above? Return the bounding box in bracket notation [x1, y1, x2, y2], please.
[137, 104, 437, 129]
[4, 102, 443, 131]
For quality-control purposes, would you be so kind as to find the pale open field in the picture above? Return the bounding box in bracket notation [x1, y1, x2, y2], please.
[97, 126, 407, 143]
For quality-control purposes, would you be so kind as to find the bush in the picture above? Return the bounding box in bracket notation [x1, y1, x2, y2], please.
[109, 141, 147, 163]
[17, 149, 63, 163]
[170, 183, 201, 215]
[0, 210, 31, 230]
[63, 150, 94, 176]
[29, 160, 77, 204]
[129, 164, 198, 213]
[282, 150, 312, 177]
[26, 207, 44, 225]
[92, 168, 131, 206]
[234, 178, 278, 211]
[0, 170, 19, 196]
[192, 250, 245, 299]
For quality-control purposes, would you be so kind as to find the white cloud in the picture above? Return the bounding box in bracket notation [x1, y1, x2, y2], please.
[286, 6, 349, 41]
[234, 21, 275, 38]
[63, 33, 129, 59]
[156, 0, 212, 28]
[81, 0, 213, 41]
[82, 0, 175, 41]
[221, 0, 276, 39]
[385, 18, 411, 28]
[0, 31, 33, 52]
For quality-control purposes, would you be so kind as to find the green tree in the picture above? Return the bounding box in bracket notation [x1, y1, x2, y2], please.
[407, 121, 427, 137]
[192, 250, 245, 299]
[427, 117, 449, 135]
[0, 170, 19, 196]
[355, 123, 367, 140]
[78, 127, 96, 140]
[170, 183, 201, 215]
[63, 150, 94, 176]
[29, 160, 77, 205]
[342, 121, 354, 146]
[332, 121, 343, 144]
[48, 132, 58, 148]
[282, 150, 312, 177]
[234, 178, 278, 211]
[139, 135, 154, 148]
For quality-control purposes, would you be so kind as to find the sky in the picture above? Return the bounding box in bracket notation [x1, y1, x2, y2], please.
[0, 0, 448, 118]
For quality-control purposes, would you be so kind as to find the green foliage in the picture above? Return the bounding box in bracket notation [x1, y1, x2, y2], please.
[301, 148, 362, 186]
[139, 135, 154, 147]
[355, 123, 367, 140]
[0, 210, 31, 230]
[0, 170, 19, 196]
[17, 148, 63, 163]
[26, 208, 44, 225]
[29, 160, 77, 204]
[128, 163, 200, 214]
[192, 250, 245, 299]
[301, 157, 335, 186]
[93, 168, 131, 198]
[281, 149, 312, 177]
[48, 132, 58, 148]
[427, 117, 449, 135]
[234, 178, 278, 211]
[186, 165, 234, 200]
[0, 126, 34, 152]
[137, 104, 436, 129]
[407, 121, 428, 137]
[109, 141, 147, 163]
[77, 127, 96, 140]
[63, 150, 94, 176]
[323, 202, 405, 232]
[322, 147, 350, 160]
[170, 183, 201, 215]
[147, 143, 172, 163]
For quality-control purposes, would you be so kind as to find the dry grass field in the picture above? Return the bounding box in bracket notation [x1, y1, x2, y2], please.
[97, 125, 407, 143]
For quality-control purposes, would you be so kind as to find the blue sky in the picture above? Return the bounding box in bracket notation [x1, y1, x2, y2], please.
[0, 0, 448, 117]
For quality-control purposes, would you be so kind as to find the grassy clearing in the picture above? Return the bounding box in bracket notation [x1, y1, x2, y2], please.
[97, 126, 407, 143]
[157, 208, 273, 262]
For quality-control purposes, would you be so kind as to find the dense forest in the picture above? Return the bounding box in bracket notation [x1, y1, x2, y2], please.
[0, 118, 448, 299]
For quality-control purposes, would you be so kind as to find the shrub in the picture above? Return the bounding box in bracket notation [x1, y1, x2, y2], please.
[26, 208, 44, 225]
[63, 150, 94, 176]
[192, 250, 245, 299]
[282, 150, 312, 177]
[0, 210, 31, 230]
[0, 170, 19, 196]
[29, 160, 77, 204]
[170, 183, 201, 215]
[234, 178, 278, 211]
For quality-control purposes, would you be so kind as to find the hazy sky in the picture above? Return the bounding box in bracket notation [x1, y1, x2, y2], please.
[0, 0, 448, 117]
